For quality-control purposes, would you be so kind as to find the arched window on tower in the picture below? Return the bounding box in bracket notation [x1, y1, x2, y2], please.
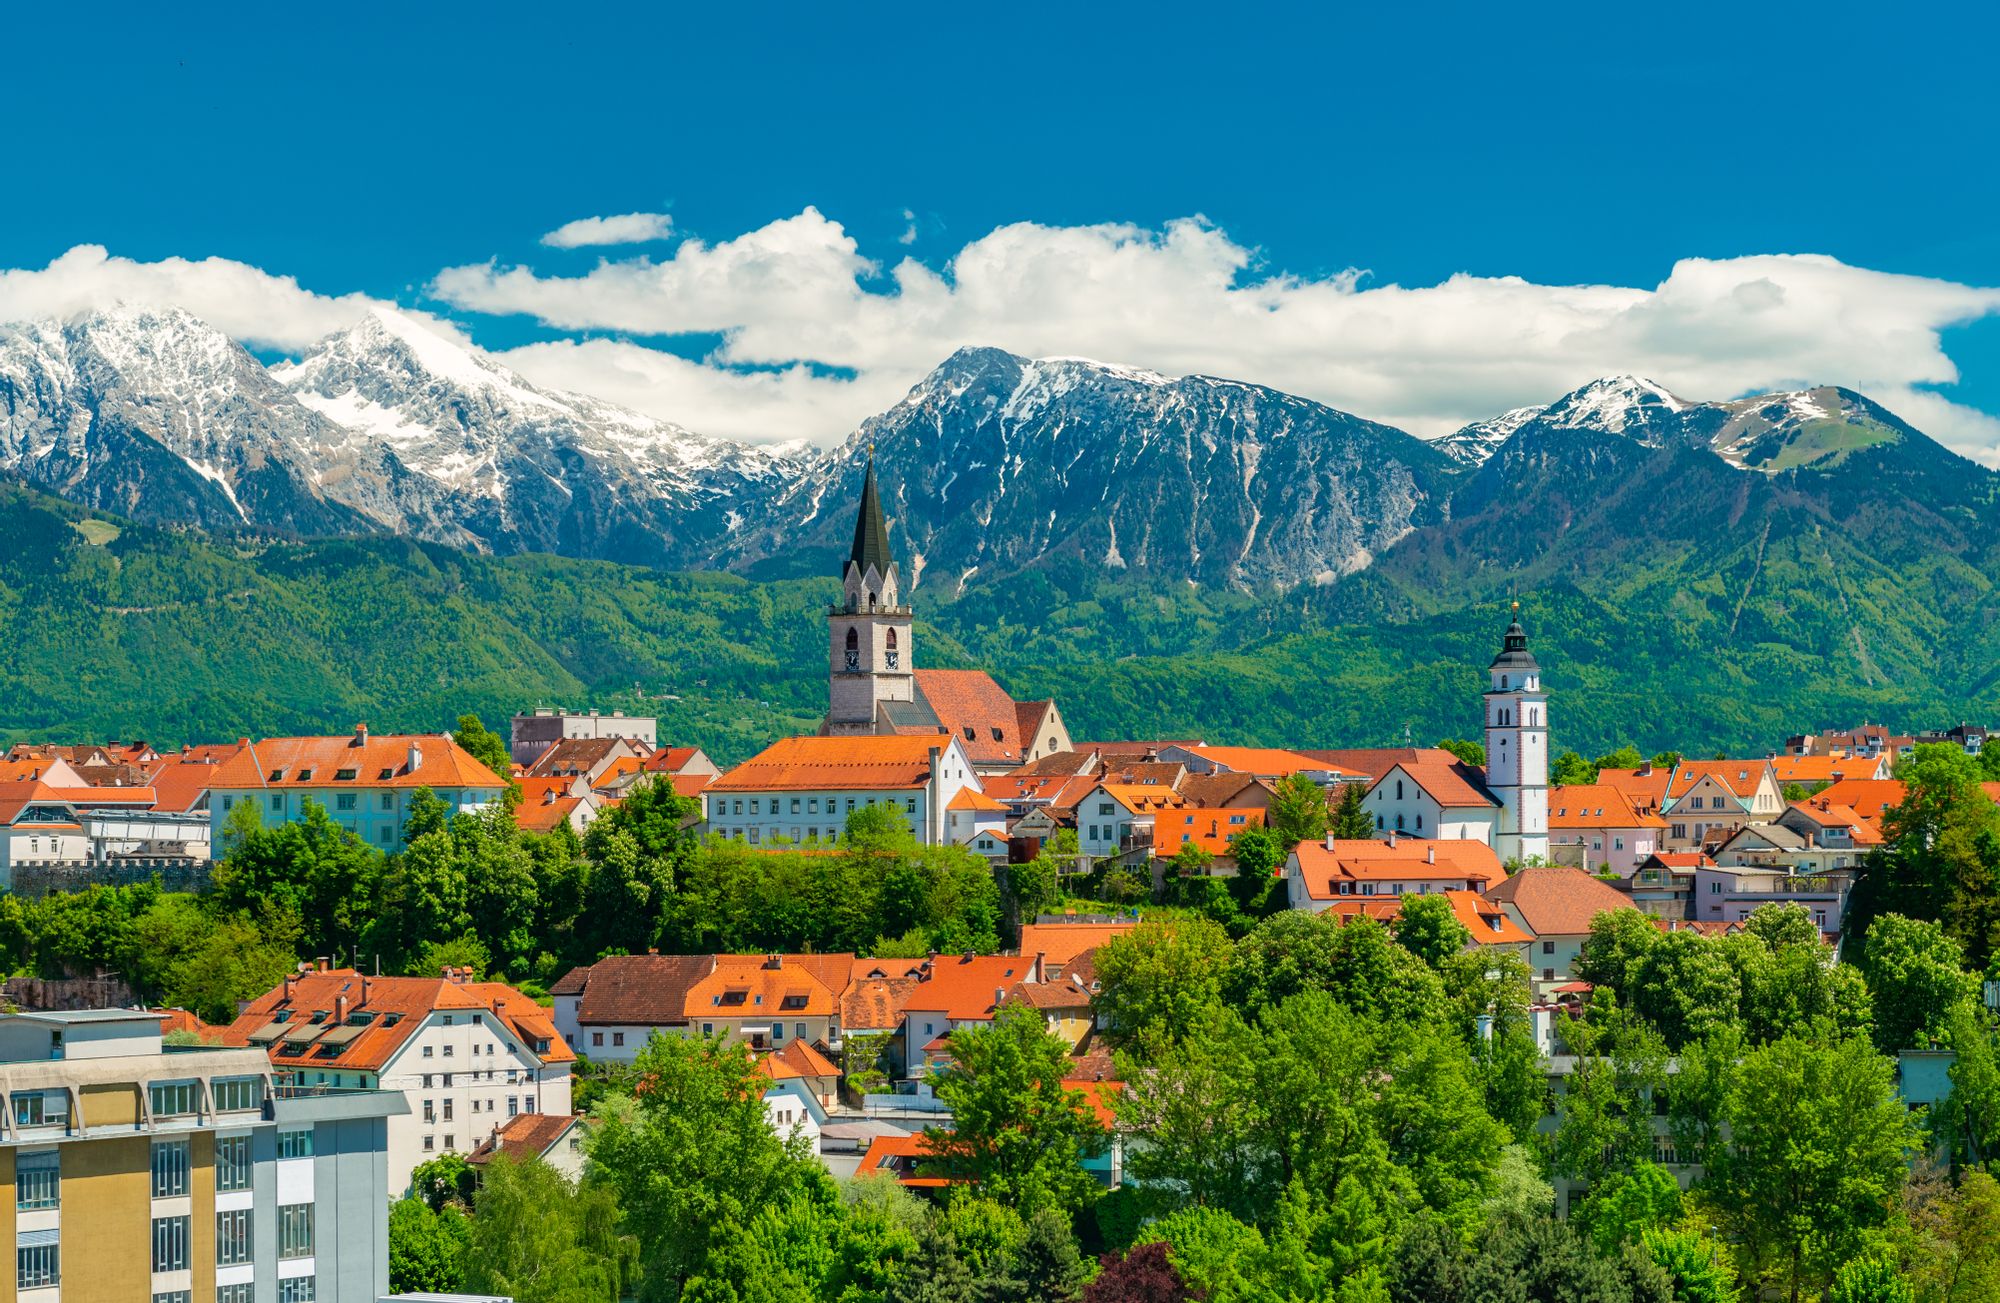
[844, 627, 860, 671]
[885, 628, 899, 670]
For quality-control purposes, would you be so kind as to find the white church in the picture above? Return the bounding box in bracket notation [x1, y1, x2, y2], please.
[1359, 611, 1550, 865]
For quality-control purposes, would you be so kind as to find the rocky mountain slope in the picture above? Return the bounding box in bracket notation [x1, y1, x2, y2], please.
[0, 307, 798, 564]
[727, 346, 1460, 590]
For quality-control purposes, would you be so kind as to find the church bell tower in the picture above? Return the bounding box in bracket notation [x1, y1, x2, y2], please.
[1484, 605, 1550, 865]
[823, 451, 916, 735]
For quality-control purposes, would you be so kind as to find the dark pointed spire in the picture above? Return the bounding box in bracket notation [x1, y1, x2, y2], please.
[849, 448, 894, 575]
[1489, 600, 1539, 671]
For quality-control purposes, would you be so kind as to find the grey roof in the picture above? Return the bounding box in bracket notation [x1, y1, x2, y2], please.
[848, 454, 895, 576]
[1487, 617, 1540, 673]
[880, 697, 942, 731]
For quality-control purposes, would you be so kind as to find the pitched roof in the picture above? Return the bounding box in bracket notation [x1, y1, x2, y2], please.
[904, 953, 1040, 1021]
[912, 669, 1034, 767]
[1809, 778, 1906, 821]
[843, 975, 920, 1032]
[848, 452, 894, 575]
[1483, 865, 1636, 935]
[1008, 751, 1102, 778]
[856, 1132, 955, 1186]
[1785, 799, 1885, 845]
[527, 737, 631, 778]
[467, 1112, 584, 1166]
[685, 955, 842, 1020]
[1771, 754, 1889, 785]
[209, 731, 506, 792]
[1291, 836, 1507, 900]
[1015, 700, 1056, 745]
[1547, 784, 1667, 829]
[145, 746, 249, 813]
[764, 1037, 840, 1080]
[1018, 922, 1137, 968]
[220, 969, 573, 1072]
[1296, 748, 1435, 781]
[1002, 979, 1094, 1011]
[1097, 783, 1186, 814]
[1317, 889, 1534, 946]
[1175, 773, 1272, 809]
[515, 794, 586, 834]
[1184, 746, 1335, 778]
[983, 773, 1100, 811]
[1665, 760, 1774, 803]
[1150, 808, 1267, 858]
[0, 756, 85, 787]
[1596, 766, 1673, 812]
[947, 787, 1010, 812]
[709, 735, 952, 792]
[1376, 751, 1500, 809]
[571, 954, 716, 1026]
[643, 746, 708, 774]
[668, 773, 716, 799]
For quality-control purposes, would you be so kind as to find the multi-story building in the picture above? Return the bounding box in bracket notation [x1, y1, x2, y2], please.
[703, 735, 982, 847]
[222, 967, 572, 1196]
[0, 1007, 403, 1303]
[508, 708, 660, 768]
[205, 728, 507, 853]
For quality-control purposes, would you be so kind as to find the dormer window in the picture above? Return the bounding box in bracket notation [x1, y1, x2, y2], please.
[296, 768, 314, 781]
[268, 769, 285, 782]
[335, 768, 356, 781]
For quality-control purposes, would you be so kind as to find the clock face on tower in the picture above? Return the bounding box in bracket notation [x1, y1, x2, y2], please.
[886, 651, 899, 669]
[845, 649, 860, 671]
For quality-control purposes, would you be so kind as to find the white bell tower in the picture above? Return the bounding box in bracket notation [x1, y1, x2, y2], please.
[823, 451, 915, 735]
[1483, 605, 1549, 864]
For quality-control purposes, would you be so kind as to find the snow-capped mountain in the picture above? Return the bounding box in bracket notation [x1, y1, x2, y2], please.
[0, 306, 801, 564]
[274, 310, 801, 560]
[726, 346, 1459, 589]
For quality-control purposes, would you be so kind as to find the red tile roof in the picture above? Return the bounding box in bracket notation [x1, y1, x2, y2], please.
[687, 955, 842, 1020]
[904, 953, 1041, 1021]
[948, 787, 1010, 812]
[209, 731, 506, 792]
[856, 1131, 957, 1187]
[1174, 774, 1272, 809]
[1018, 922, 1137, 968]
[1483, 866, 1635, 936]
[1185, 745, 1336, 778]
[1296, 748, 1434, 780]
[1378, 751, 1500, 809]
[145, 745, 250, 813]
[1810, 779, 1906, 822]
[1771, 754, 1890, 785]
[1317, 889, 1534, 945]
[710, 735, 952, 792]
[843, 976, 920, 1032]
[1151, 808, 1267, 858]
[1548, 784, 1667, 829]
[467, 1112, 584, 1166]
[1291, 836, 1506, 900]
[1665, 760, 1774, 803]
[1597, 767, 1672, 814]
[757, 1037, 840, 1081]
[1786, 798, 1885, 845]
[913, 669, 1034, 767]
[221, 969, 573, 1073]
[569, 954, 716, 1026]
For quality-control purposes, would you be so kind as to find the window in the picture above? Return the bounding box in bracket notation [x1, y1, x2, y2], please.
[423, 1099, 435, 1123]
[219, 1285, 256, 1303]
[278, 1203, 315, 1258]
[278, 1128, 314, 1160]
[217, 1208, 253, 1266]
[278, 1279, 316, 1303]
[1396, 780, 1404, 800]
[153, 1214, 191, 1271]
[1541, 940, 1556, 955]
[270, 794, 285, 812]
[1098, 802, 1113, 816]
[152, 1140, 191, 1197]
[216, 1136, 252, 1192]
[422, 1045, 434, 1058]
[444, 1134, 455, 1150]
[443, 1099, 454, 1122]
[150, 1080, 199, 1118]
[612, 1032, 625, 1047]
[11, 1091, 64, 1129]
[508, 1096, 520, 1117]
[591, 1032, 603, 1047]
[212, 1075, 261, 1112]
[905, 797, 916, 813]
[443, 1044, 454, 1057]
[16, 1238, 58, 1288]
[335, 793, 356, 811]
[795, 1022, 808, 1040]
[380, 792, 394, 811]
[16, 1150, 57, 1210]
[423, 1135, 434, 1152]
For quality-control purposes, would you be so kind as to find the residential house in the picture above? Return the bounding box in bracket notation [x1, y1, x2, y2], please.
[1657, 760, 1785, 851]
[1155, 745, 1360, 784]
[1076, 783, 1186, 858]
[1712, 821, 1867, 873]
[1001, 980, 1098, 1052]
[509, 708, 659, 767]
[945, 787, 1010, 851]
[1483, 866, 1638, 992]
[899, 953, 1045, 1082]
[467, 1112, 590, 1181]
[703, 734, 982, 846]
[0, 1008, 403, 1303]
[684, 954, 850, 1050]
[551, 953, 713, 1059]
[1173, 772, 1276, 811]
[1286, 834, 1508, 911]
[1779, 798, 1887, 855]
[1619, 853, 1704, 920]
[1769, 753, 1891, 787]
[1546, 784, 1666, 877]
[1018, 919, 1137, 979]
[513, 774, 601, 835]
[222, 965, 575, 1196]
[1690, 856, 1853, 939]
[1316, 889, 1535, 959]
[526, 736, 648, 786]
[1596, 764, 1673, 818]
[1149, 807, 1267, 870]
[205, 727, 507, 851]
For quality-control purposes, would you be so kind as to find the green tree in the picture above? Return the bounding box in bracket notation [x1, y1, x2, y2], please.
[1266, 774, 1329, 850]
[1331, 782, 1375, 840]
[1576, 908, 1661, 995]
[1858, 913, 1979, 1051]
[1827, 1257, 1912, 1303]
[1706, 1033, 1919, 1303]
[1938, 1002, 2000, 1167]
[1009, 855, 1061, 928]
[1227, 911, 1446, 1026]
[1436, 738, 1486, 767]
[1393, 893, 1470, 970]
[1229, 825, 1285, 882]
[1574, 1162, 1681, 1253]
[925, 1004, 1107, 1212]
[890, 1218, 978, 1303]
[408, 1152, 477, 1209]
[1114, 1005, 1264, 1221]
[1640, 1228, 1739, 1303]
[1552, 750, 1597, 788]
[389, 1195, 470, 1294]
[1628, 930, 1743, 1049]
[1593, 745, 1645, 774]
[453, 712, 514, 777]
[1092, 919, 1232, 1047]
[1856, 745, 2000, 965]
[463, 1154, 626, 1303]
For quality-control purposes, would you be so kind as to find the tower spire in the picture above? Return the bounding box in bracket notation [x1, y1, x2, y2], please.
[849, 448, 894, 576]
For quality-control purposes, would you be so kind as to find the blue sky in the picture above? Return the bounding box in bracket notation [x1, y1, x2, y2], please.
[6, 1, 2000, 454]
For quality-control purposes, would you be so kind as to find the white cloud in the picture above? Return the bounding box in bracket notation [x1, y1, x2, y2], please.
[434, 210, 2000, 459]
[0, 244, 417, 351]
[898, 208, 918, 246]
[539, 212, 675, 249]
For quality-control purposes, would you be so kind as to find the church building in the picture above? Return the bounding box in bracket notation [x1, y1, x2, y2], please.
[1359, 610, 1551, 865]
[820, 455, 1073, 774]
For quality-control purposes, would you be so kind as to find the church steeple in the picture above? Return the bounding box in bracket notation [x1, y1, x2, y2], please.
[1483, 603, 1549, 865]
[849, 450, 894, 577]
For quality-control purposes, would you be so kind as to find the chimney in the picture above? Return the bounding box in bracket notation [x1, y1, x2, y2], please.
[995, 987, 1006, 1007]
[1387, 830, 1398, 848]
[1637, 761, 1651, 776]
[316, 956, 329, 973]
[1427, 845, 1436, 865]
[407, 742, 423, 773]
[283, 972, 297, 1002]
[1324, 831, 1336, 851]
[353, 722, 368, 747]
[335, 994, 349, 1025]
[763, 954, 782, 970]
[361, 977, 371, 1007]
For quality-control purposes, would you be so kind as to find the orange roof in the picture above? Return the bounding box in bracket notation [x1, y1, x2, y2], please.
[221, 968, 573, 1073]
[643, 746, 708, 774]
[1665, 760, 1774, 803]
[1786, 798, 1885, 845]
[1291, 836, 1506, 900]
[210, 731, 507, 792]
[947, 787, 1010, 812]
[1548, 784, 1667, 829]
[1811, 779, 1906, 821]
[1152, 807, 1266, 858]
[145, 746, 249, 813]
[1320, 889, 1534, 945]
[468, 1112, 585, 1166]
[1018, 922, 1137, 968]
[709, 735, 954, 792]
[0, 757, 82, 785]
[591, 755, 644, 788]
[669, 773, 715, 799]
[515, 794, 585, 833]
[904, 953, 1041, 1021]
[912, 669, 1035, 767]
[1597, 766, 1672, 813]
[1064, 1078, 1125, 1128]
[154, 1008, 219, 1040]
[756, 1037, 840, 1081]
[1771, 754, 1889, 785]
[982, 773, 1099, 811]
[1185, 746, 1333, 778]
[1098, 783, 1186, 814]
[1484, 866, 1635, 936]
[684, 955, 839, 1020]
[856, 1131, 957, 1186]
[1375, 750, 1499, 809]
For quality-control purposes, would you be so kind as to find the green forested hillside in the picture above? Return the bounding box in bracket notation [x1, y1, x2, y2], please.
[3, 479, 1996, 764]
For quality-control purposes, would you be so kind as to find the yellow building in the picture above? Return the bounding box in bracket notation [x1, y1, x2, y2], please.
[0, 1009, 404, 1303]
